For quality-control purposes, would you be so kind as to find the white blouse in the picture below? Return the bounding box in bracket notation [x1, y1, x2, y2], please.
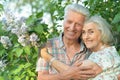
[88, 46, 120, 80]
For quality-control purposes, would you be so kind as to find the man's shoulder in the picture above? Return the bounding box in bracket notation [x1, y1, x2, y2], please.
[47, 33, 63, 43]
[47, 36, 60, 43]
[46, 34, 63, 48]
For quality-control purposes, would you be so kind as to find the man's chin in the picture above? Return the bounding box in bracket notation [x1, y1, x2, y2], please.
[86, 45, 92, 49]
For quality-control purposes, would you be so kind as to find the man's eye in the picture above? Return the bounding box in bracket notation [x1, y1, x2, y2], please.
[67, 21, 72, 24]
[76, 23, 82, 27]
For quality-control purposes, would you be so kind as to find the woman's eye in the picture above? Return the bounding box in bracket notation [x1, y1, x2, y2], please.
[82, 31, 85, 34]
[89, 31, 94, 34]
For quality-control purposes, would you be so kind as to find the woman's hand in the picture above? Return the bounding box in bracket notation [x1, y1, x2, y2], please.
[80, 60, 102, 75]
[59, 61, 96, 80]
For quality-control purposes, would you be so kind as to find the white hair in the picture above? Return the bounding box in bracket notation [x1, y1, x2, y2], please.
[64, 3, 90, 20]
[85, 15, 114, 45]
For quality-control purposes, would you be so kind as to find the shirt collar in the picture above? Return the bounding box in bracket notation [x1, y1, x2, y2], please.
[58, 33, 85, 52]
[59, 33, 64, 48]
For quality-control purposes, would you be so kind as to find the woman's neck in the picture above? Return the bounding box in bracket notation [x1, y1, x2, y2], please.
[91, 44, 109, 52]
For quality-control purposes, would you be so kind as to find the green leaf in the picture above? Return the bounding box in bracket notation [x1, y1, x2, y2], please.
[0, 4, 3, 11]
[14, 76, 21, 80]
[0, 49, 6, 56]
[27, 70, 36, 76]
[23, 46, 31, 55]
[0, 22, 5, 35]
[26, 15, 36, 26]
[24, 63, 31, 68]
[34, 47, 38, 53]
[15, 48, 23, 57]
[13, 43, 20, 48]
[25, 76, 29, 80]
[88, 0, 94, 5]
[36, 12, 43, 18]
[112, 13, 120, 24]
[30, 77, 35, 80]
[34, 25, 44, 34]
[117, 25, 120, 32]
[0, 76, 4, 80]
[11, 64, 24, 74]
[118, 49, 120, 55]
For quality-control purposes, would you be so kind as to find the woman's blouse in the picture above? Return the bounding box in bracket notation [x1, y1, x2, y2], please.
[88, 46, 120, 80]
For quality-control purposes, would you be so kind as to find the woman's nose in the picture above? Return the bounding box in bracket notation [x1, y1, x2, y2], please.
[83, 33, 89, 39]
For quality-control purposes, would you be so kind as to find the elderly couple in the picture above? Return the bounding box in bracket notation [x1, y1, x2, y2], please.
[36, 3, 120, 80]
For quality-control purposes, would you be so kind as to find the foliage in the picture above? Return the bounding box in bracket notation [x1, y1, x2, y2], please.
[0, 0, 70, 80]
[0, 0, 120, 80]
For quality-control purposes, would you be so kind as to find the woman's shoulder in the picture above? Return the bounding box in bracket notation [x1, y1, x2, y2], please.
[93, 46, 116, 55]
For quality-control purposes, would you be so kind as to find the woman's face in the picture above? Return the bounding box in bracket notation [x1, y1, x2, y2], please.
[82, 22, 103, 52]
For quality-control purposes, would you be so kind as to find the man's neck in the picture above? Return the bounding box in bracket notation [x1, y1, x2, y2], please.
[63, 36, 80, 48]
[63, 36, 81, 60]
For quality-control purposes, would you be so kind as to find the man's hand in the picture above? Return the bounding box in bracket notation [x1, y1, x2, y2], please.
[59, 61, 96, 80]
[40, 48, 52, 61]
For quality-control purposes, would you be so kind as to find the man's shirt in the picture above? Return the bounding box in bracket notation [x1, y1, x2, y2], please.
[36, 33, 90, 74]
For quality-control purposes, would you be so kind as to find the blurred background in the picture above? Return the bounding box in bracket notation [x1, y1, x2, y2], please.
[0, 0, 120, 80]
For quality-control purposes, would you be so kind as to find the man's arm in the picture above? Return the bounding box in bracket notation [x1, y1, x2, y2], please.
[37, 71, 63, 80]
[36, 57, 70, 80]
[37, 61, 96, 80]
[40, 48, 96, 80]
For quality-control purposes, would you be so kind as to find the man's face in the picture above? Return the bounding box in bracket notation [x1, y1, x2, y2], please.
[63, 10, 85, 41]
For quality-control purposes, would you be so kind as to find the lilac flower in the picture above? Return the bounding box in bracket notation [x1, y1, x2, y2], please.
[0, 60, 6, 71]
[29, 33, 39, 42]
[20, 23, 28, 34]
[0, 36, 12, 49]
[11, 27, 19, 35]
[18, 34, 30, 46]
[0, 8, 40, 48]
[29, 33, 40, 47]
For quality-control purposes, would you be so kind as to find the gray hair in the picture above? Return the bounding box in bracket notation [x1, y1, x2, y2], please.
[85, 15, 114, 45]
[64, 3, 90, 20]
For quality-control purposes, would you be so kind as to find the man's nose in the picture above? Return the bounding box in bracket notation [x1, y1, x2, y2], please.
[70, 23, 75, 30]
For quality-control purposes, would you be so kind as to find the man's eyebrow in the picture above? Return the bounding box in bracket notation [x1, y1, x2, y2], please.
[83, 28, 93, 31]
[88, 29, 93, 31]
